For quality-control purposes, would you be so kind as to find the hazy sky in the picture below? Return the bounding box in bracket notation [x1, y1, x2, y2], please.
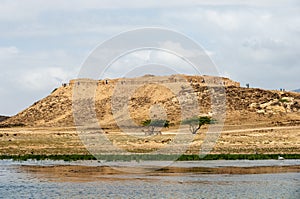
[0, 0, 299, 116]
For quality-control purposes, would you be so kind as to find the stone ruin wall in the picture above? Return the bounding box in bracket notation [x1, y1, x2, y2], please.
[67, 75, 240, 88]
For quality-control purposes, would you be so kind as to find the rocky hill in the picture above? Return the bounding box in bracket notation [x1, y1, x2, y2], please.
[293, 89, 300, 93]
[0, 116, 9, 122]
[1, 74, 300, 128]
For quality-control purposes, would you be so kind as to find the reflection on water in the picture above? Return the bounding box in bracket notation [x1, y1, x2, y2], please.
[0, 160, 299, 198]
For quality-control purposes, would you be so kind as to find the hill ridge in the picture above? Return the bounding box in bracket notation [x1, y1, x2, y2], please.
[1, 74, 300, 128]
[0, 116, 9, 123]
[293, 88, 300, 93]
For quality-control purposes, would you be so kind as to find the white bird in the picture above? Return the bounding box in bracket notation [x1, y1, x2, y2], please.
[278, 155, 284, 160]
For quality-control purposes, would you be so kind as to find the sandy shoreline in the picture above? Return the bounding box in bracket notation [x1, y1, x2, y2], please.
[16, 163, 300, 182]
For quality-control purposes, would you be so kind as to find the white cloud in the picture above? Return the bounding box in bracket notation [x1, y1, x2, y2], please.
[161, 3, 300, 88]
[0, 0, 295, 23]
[242, 37, 286, 50]
[0, 46, 19, 58]
[16, 67, 74, 91]
[105, 46, 212, 78]
[204, 10, 240, 31]
[0, 47, 80, 93]
[158, 41, 199, 58]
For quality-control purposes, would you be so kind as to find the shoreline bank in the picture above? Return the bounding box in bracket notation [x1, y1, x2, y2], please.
[1, 154, 300, 161]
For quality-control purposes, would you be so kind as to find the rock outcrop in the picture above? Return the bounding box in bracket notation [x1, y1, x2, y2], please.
[0, 116, 9, 122]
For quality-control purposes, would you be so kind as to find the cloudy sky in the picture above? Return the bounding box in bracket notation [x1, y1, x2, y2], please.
[0, 0, 299, 116]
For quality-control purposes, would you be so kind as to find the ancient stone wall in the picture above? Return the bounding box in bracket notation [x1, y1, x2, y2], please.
[68, 75, 240, 87]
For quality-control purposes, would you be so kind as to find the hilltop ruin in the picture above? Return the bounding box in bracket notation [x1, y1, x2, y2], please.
[67, 74, 240, 87]
[1, 74, 299, 128]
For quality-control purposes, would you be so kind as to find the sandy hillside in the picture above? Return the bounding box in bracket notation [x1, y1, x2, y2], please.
[1, 74, 300, 128]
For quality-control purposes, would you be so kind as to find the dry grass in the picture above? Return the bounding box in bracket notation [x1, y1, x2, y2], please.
[0, 123, 299, 155]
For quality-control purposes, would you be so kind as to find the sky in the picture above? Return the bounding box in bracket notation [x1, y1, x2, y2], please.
[0, 0, 299, 116]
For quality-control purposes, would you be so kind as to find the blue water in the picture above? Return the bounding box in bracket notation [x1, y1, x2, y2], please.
[0, 160, 299, 199]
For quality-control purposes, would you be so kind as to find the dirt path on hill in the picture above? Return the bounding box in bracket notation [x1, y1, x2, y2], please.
[164, 125, 300, 135]
[222, 125, 300, 134]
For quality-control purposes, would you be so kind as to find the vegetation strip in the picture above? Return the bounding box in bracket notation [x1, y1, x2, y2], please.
[0, 154, 299, 161]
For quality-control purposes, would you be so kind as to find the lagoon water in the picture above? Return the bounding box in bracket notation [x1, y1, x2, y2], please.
[0, 160, 299, 199]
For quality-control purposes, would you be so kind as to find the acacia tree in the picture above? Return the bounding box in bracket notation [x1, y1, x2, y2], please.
[182, 116, 215, 134]
[141, 119, 170, 135]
